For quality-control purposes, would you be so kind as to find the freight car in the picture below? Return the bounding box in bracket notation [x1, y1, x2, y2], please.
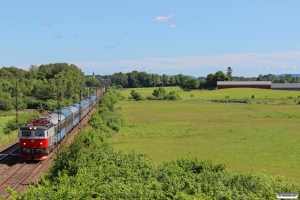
[18, 88, 105, 160]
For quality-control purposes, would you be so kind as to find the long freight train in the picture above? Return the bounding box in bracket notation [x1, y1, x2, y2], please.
[18, 88, 105, 160]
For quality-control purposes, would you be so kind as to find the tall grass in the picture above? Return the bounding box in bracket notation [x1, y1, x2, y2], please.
[0, 115, 18, 147]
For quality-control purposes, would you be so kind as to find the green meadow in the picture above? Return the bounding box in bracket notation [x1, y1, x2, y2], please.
[0, 114, 18, 147]
[110, 87, 300, 182]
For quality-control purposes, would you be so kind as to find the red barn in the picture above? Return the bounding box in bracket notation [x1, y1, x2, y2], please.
[217, 81, 272, 89]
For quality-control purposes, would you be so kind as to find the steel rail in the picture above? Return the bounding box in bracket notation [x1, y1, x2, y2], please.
[0, 143, 19, 163]
[0, 162, 41, 198]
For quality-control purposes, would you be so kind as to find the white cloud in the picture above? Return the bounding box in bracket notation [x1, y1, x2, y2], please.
[40, 22, 51, 26]
[277, 65, 288, 69]
[293, 66, 298, 69]
[152, 14, 175, 22]
[169, 24, 177, 28]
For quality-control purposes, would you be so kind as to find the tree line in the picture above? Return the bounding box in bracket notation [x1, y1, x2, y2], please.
[111, 70, 231, 90]
[112, 69, 300, 91]
[0, 63, 104, 111]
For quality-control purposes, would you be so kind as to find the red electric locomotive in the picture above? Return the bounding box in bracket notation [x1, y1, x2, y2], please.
[19, 116, 55, 160]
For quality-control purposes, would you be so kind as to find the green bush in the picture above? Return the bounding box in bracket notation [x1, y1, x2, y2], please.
[152, 87, 167, 98]
[146, 95, 157, 100]
[116, 85, 123, 89]
[151, 87, 181, 101]
[130, 90, 145, 101]
[100, 110, 125, 132]
[166, 91, 181, 101]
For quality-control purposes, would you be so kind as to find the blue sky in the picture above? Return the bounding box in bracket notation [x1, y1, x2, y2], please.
[1, 1, 299, 77]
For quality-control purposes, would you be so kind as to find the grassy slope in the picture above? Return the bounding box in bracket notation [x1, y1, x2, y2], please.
[0, 115, 18, 147]
[110, 87, 300, 182]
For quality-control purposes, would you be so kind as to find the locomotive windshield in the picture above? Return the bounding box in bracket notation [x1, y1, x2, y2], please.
[21, 131, 32, 137]
[35, 130, 45, 137]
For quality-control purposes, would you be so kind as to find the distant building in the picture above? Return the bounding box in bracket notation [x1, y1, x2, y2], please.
[217, 81, 300, 90]
[217, 81, 271, 89]
[271, 83, 300, 90]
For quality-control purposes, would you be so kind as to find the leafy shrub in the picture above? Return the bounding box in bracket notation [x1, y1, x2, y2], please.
[146, 95, 157, 100]
[120, 95, 126, 100]
[166, 91, 181, 101]
[100, 89, 120, 111]
[116, 85, 123, 89]
[88, 114, 112, 137]
[151, 88, 181, 101]
[100, 110, 125, 132]
[130, 90, 145, 101]
[152, 87, 167, 98]
[251, 95, 255, 98]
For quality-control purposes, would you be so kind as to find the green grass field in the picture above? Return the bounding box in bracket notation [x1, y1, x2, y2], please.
[0, 115, 18, 147]
[110, 87, 300, 182]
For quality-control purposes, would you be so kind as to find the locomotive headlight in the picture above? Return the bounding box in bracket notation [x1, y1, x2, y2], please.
[23, 142, 26, 145]
[29, 127, 32, 130]
[40, 142, 43, 145]
[34, 127, 37, 130]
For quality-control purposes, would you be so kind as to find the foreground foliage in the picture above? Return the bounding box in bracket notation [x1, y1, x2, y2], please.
[12, 88, 300, 200]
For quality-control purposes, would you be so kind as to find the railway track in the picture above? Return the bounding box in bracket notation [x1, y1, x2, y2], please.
[0, 143, 19, 163]
[0, 161, 41, 198]
[0, 89, 104, 198]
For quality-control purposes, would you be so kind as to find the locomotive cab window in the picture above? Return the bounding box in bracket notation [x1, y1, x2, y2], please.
[35, 130, 45, 137]
[22, 131, 32, 137]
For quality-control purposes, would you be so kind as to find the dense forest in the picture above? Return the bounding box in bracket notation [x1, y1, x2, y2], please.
[0, 63, 104, 112]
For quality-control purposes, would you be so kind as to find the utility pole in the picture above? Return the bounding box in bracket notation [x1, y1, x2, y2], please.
[79, 89, 82, 131]
[15, 78, 18, 130]
[57, 91, 61, 153]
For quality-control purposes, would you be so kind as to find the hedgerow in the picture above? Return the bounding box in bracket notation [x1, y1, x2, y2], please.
[12, 88, 300, 199]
